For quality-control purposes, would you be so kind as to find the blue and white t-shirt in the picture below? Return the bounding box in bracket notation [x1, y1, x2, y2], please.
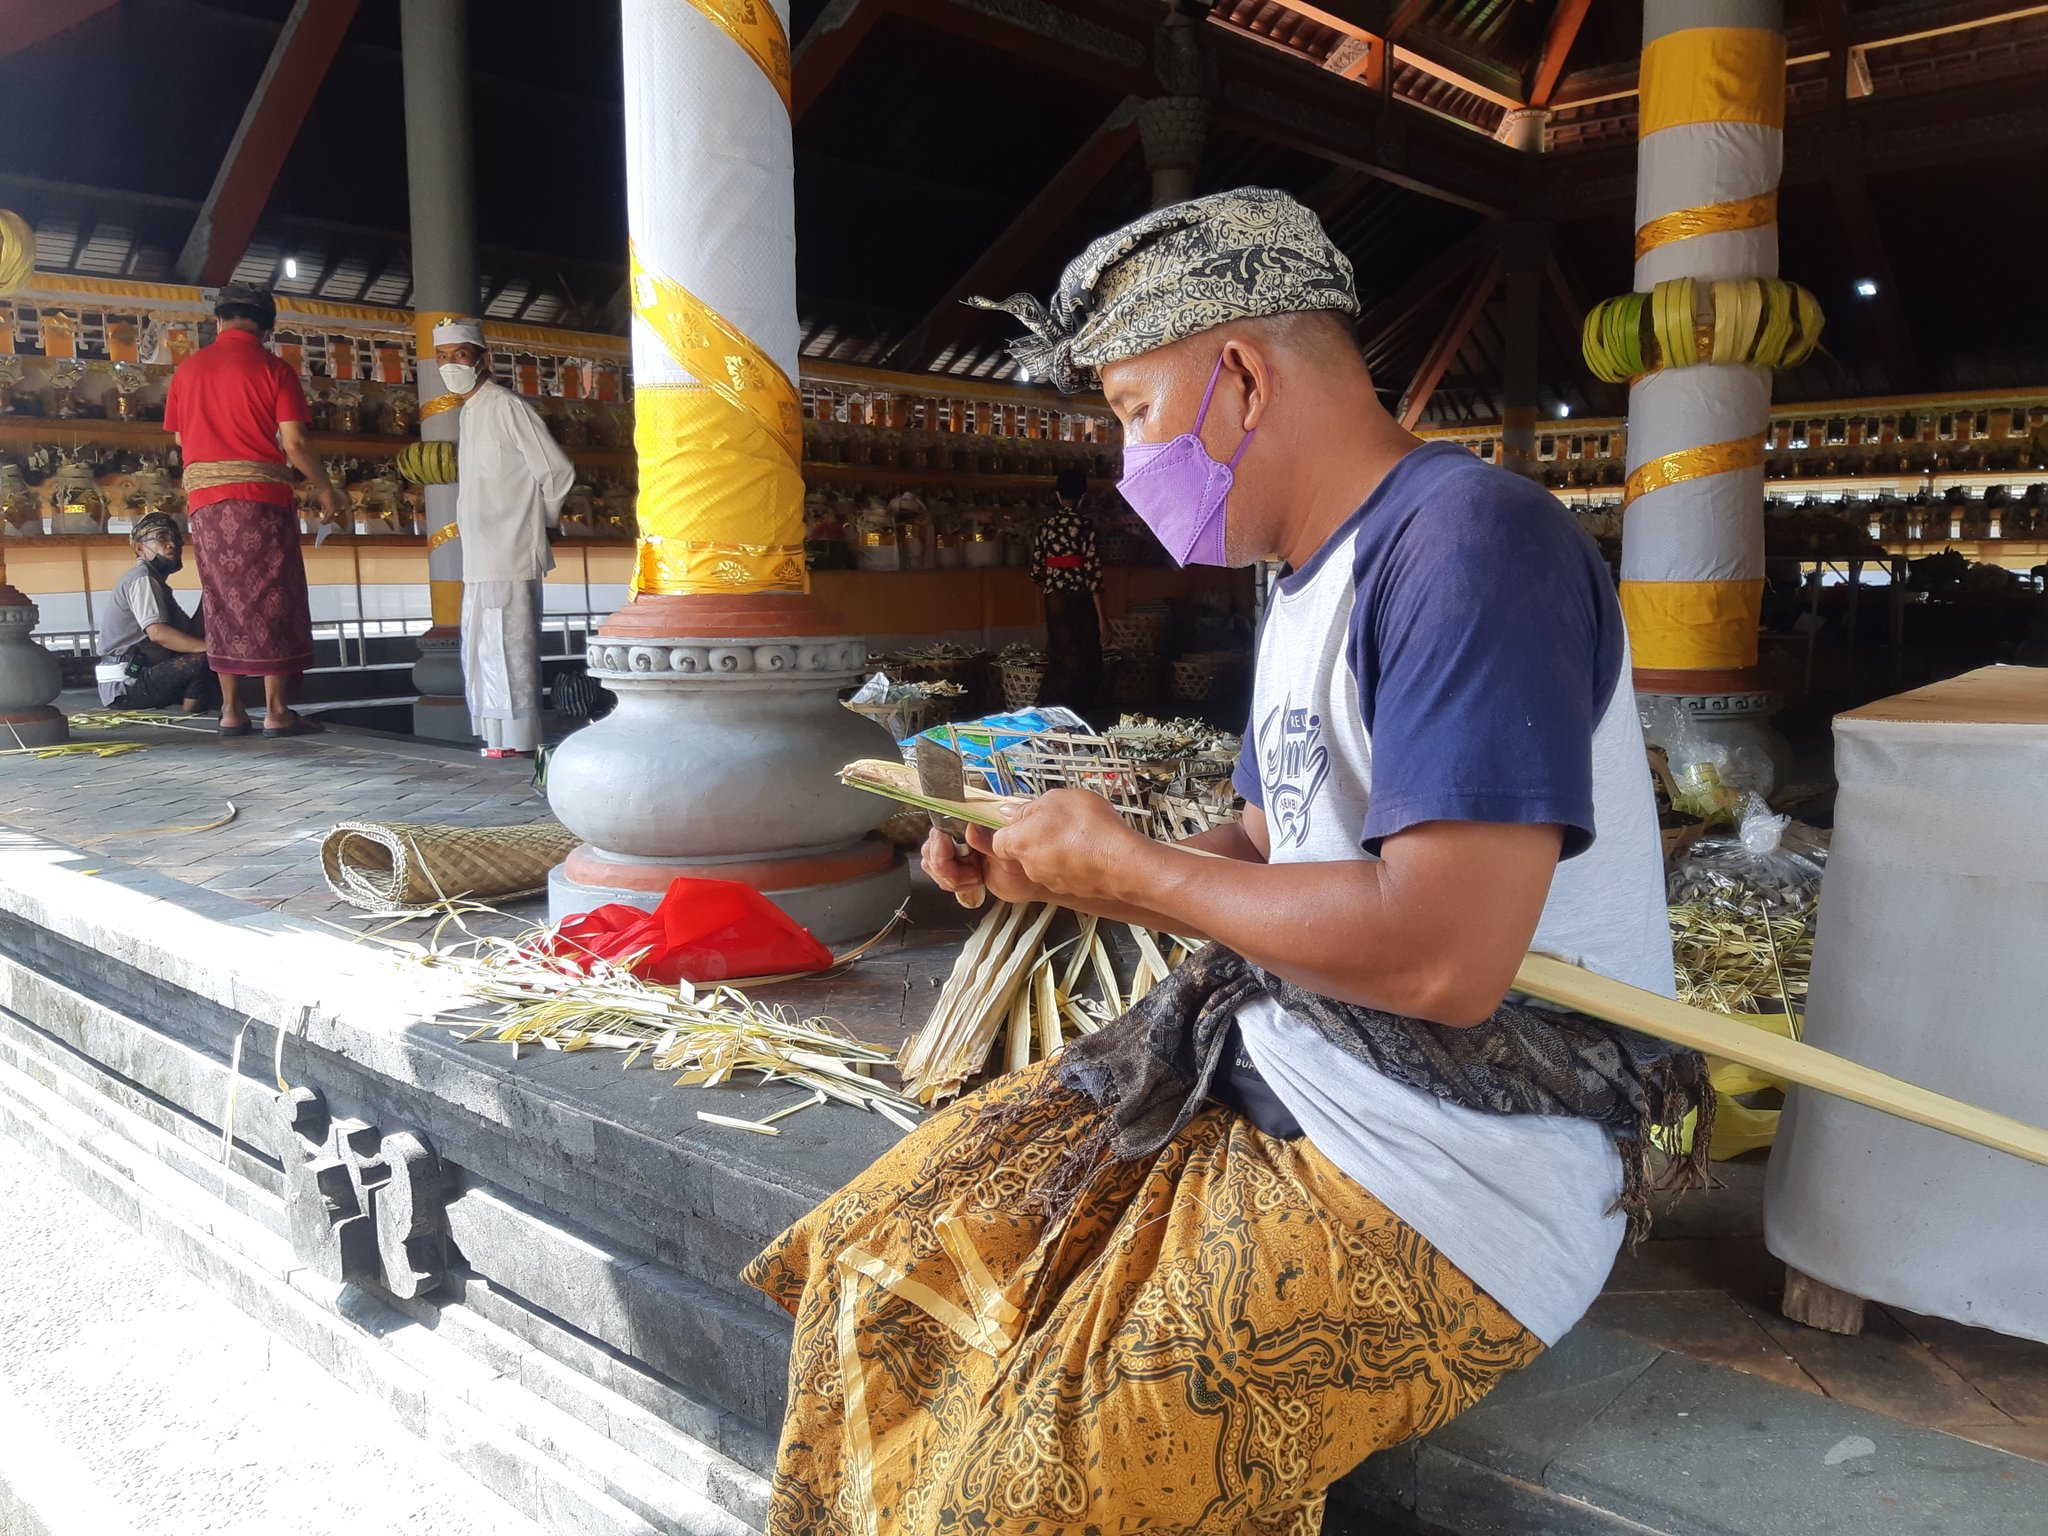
[1231, 441, 1673, 1345]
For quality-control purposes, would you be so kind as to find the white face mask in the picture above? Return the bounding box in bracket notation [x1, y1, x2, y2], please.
[438, 362, 479, 395]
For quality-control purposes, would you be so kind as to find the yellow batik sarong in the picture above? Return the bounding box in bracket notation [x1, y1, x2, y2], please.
[744, 1059, 1542, 1535]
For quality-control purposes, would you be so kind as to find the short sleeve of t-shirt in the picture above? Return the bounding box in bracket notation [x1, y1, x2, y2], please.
[1352, 469, 1619, 859]
[271, 362, 311, 425]
[123, 569, 179, 634]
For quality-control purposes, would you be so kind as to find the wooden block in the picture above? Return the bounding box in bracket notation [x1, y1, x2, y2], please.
[1782, 1267, 1868, 1337]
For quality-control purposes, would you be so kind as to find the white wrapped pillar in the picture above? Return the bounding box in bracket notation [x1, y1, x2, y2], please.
[544, 0, 902, 941]
[1619, 0, 1789, 780]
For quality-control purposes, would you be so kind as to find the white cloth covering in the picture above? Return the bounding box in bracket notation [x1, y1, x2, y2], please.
[454, 380, 574, 583]
[461, 579, 544, 752]
[455, 380, 571, 746]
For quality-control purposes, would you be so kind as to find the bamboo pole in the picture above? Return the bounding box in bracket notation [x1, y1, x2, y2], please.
[848, 763, 2048, 1168]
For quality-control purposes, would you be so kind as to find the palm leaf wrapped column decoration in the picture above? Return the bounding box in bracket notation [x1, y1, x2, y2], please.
[543, 0, 905, 941]
[1594, 0, 1819, 788]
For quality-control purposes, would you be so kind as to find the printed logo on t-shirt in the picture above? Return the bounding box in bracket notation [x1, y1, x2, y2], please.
[1257, 700, 1329, 850]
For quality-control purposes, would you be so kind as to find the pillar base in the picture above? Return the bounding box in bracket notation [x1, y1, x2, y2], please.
[412, 626, 472, 742]
[547, 837, 908, 946]
[0, 706, 68, 748]
[1635, 668, 1792, 797]
[0, 590, 67, 746]
[543, 592, 901, 942]
[412, 695, 476, 744]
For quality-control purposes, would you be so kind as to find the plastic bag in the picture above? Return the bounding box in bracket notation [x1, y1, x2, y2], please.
[1641, 695, 1773, 825]
[1667, 801, 1829, 915]
[546, 878, 833, 984]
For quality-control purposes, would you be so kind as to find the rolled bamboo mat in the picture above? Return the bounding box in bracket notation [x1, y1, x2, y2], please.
[320, 820, 580, 912]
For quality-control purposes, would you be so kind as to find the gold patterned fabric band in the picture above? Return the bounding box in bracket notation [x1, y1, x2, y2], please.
[181, 459, 292, 492]
[636, 539, 808, 596]
[683, 0, 791, 112]
[1634, 192, 1777, 260]
[629, 247, 802, 466]
[419, 392, 463, 420]
[427, 522, 460, 550]
[1623, 434, 1765, 507]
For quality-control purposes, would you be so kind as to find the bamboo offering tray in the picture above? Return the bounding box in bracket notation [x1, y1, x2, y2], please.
[841, 758, 2048, 1169]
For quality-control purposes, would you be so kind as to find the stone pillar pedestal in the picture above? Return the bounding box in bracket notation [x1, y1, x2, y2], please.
[1636, 668, 1793, 796]
[545, 595, 906, 944]
[0, 592, 67, 747]
[411, 625, 470, 742]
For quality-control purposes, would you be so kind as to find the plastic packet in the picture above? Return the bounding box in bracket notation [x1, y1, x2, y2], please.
[1642, 695, 1773, 825]
[1667, 800, 1829, 915]
[850, 671, 896, 706]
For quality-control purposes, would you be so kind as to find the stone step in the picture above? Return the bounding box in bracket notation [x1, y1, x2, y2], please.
[0, 1036, 769, 1536]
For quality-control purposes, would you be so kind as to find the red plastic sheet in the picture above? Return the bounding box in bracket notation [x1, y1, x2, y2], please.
[547, 877, 832, 983]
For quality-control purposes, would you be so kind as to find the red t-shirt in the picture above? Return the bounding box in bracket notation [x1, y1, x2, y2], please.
[163, 328, 311, 510]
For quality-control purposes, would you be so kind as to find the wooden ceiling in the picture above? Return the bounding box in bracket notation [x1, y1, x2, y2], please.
[2, 0, 2045, 419]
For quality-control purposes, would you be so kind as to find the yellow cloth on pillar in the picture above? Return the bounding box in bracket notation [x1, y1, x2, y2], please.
[1619, 579, 1764, 671]
[633, 385, 807, 596]
[744, 1059, 1541, 1536]
[1639, 28, 1787, 136]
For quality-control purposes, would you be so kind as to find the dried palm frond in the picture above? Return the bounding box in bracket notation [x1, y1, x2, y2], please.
[898, 902, 1200, 1104]
[331, 898, 915, 1132]
[1669, 900, 1814, 1019]
[0, 739, 148, 759]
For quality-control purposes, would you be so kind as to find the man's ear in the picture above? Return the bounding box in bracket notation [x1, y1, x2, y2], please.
[1226, 337, 1277, 433]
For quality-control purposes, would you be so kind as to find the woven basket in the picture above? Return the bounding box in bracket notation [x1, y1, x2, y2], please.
[1109, 614, 1168, 655]
[320, 820, 579, 912]
[1001, 660, 1045, 710]
[1170, 657, 1222, 702]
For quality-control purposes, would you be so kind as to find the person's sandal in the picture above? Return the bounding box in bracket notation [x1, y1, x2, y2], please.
[218, 721, 253, 737]
[260, 716, 326, 738]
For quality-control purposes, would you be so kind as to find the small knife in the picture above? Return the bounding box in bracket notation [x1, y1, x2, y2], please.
[915, 735, 987, 909]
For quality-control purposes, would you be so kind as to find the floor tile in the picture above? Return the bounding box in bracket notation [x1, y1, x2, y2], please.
[1583, 1291, 1822, 1396]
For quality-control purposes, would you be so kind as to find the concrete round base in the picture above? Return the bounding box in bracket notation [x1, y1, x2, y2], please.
[547, 851, 909, 947]
[412, 627, 465, 698]
[412, 696, 476, 744]
[0, 706, 69, 747]
[1637, 683, 1791, 796]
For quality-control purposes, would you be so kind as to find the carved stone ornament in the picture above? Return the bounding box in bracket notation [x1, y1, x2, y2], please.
[258, 1085, 450, 1300]
[1152, 6, 1218, 100]
[582, 635, 869, 684]
[1139, 95, 1212, 172]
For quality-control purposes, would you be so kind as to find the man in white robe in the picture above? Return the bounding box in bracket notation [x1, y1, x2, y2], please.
[432, 318, 575, 758]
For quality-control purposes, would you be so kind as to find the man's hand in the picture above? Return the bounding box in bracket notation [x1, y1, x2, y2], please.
[317, 483, 349, 521]
[984, 789, 1147, 907]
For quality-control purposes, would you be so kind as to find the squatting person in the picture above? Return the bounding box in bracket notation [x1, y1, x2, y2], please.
[744, 189, 1709, 1535]
[94, 512, 219, 715]
[430, 317, 574, 759]
[164, 281, 346, 737]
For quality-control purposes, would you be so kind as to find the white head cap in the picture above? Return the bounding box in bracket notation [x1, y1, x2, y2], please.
[431, 317, 486, 350]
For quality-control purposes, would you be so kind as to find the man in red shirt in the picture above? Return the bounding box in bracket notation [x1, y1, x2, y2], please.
[164, 283, 346, 737]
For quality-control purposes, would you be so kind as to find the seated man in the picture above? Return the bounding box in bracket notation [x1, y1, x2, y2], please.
[745, 190, 1711, 1536]
[95, 512, 219, 714]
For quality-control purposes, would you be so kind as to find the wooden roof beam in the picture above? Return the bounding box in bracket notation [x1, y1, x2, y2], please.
[1527, 0, 1591, 109]
[0, 0, 116, 60]
[1549, 1, 2048, 108]
[886, 101, 1143, 371]
[1398, 246, 1503, 430]
[175, 0, 360, 286]
[1250, 0, 1524, 107]
[793, 0, 891, 121]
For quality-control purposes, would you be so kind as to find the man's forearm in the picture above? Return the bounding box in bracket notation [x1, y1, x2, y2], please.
[283, 438, 335, 490]
[1026, 821, 1259, 937]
